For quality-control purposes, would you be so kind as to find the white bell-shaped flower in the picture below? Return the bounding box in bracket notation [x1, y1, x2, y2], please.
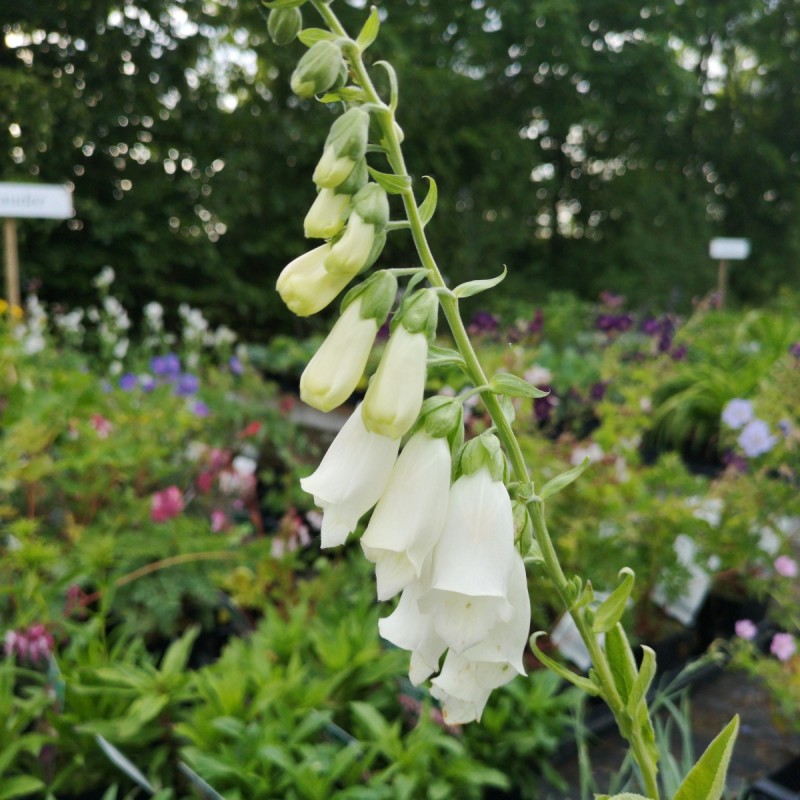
[418, 468, 516, 652]
[361, 432, 451, 600]
[430, 652, 494, 725]
[378, 560, 446, 685]
[300, 405, 399, 548]
[300, 299, 377, 412]
[361, 326, 428, 439]
[304, 188, 351, 239]
[324, 211, 376, 276]
[276, 244, 351, 317]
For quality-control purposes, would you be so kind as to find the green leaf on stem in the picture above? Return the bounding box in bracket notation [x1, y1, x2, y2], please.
[452, 266, 507, 299]
[96, 736, 154, 792]
[0, 777, 47, 800]
[529, 632, 602, 697]
[673, 715, 739, 800]
[356, 6, 380, 51]
[592, 568, 634, 634]
[574, 580, 595, 610]
[298, 27, 339, 46]
[539, 457, 590, 500]
[418, 176, 438, 225]
[595, 794, 652, 799]
[373, 60, 399, 113]
[367, 167, 412, 194]
[426, 345, 465, 370]
[626, 645, 656, 720]
[262, 0, 306, 8]
[488, 371, 549, 399]
[319, 87, 368, 104]
[604, 623, 638, 705]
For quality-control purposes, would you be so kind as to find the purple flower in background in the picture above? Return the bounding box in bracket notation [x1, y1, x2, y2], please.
[774, 555, 798, 578]
[191, 400, 210, 417]
[657, 332, 673, 353]
[4, 624, 54, 664]
[789, 342, 800, 358]
[778, 419, 792, 437]
[734, 619, 757, 641]
[118, 373, 138, 391]
[139, 373, 156, 392]
[175, 373, 200, 397]
[528, 308, 544, 334]
[589, 381, 608, 401]
[228, 356, 244, 376]
[671, 345, 688, 361]
[468, 311, 500, 334]
[770, 633, 797, 662]
[721, 399, 754, 430]
[596, 314, 616, 332]
[737, 419, 777, 458]
[151, 353, 181, 377]
[534, 389, 556, 422]
[641, 317, 662, 336]
[616, 314, 634, 332]
[599, 290, 625, 309]
[722, 450, 749, 473]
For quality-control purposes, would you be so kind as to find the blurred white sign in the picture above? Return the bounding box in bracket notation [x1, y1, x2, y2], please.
[709, 237, 750, 260]
[0, 182, 73, 219]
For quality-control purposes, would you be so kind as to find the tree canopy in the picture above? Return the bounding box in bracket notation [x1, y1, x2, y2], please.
[2, 0, 798, 336]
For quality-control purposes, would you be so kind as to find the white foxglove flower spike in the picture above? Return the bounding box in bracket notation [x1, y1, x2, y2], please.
[300, 271, 397, 412]
[361, 430, 452, 599]
[300, 405, 399, 548]
[276, 244, 352, 316]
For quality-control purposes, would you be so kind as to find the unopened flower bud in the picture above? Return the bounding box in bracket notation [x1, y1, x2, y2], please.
[460, 433, 505, 482]
[397, 288, 439, 341]
[290, 40, 344, 99]
[415, 395, 464, 443]
[313, 107, 370, 188]
[277, 244, 352, 316]
[341, 270, 398, 323]
[362, 325, 429, 439]
[267, 7, 302, 46]
[304, 187, 351, 239]
[512, 500, 534, 553]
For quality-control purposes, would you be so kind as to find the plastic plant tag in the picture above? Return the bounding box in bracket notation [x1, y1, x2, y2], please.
[651, 534, 711, 627]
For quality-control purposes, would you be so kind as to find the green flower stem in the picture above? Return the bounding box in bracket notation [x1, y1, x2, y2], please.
[310, 3, 659, 796]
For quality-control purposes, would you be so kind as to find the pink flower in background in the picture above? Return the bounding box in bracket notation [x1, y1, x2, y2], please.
[151, 486, 184, 522]
[4, 624, 54, 664]
[734, 619, 758, 641]
[196, 471, 214, 494]
[774, 555, 798, 578]
[770, 633, 797, 662]
[90, 414, 113, 438]
[210, 509, 228, 533]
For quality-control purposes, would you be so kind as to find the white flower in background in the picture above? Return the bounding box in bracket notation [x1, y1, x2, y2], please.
[378, 560, 446, 685]
[362, 431, 452, 600]
[738, 419, 777, 458]
[113, 338, 129, 360]
[523, 364, 553, 387]
[143, 302, 164, 331]
[109, 360, 123, 376]
[570, 441, 604, 467]
[92, 266, 115, 289]
[721, 398, 754, 430]
[687, 496, 724, 527]
[54, 309, 85, 335]
[300, 405, 399, 548]
[232, 455, 257, 477]
[87, 306, 100, 323]
[419, 448, 516, 653]
[22, 334, 46, 355]
[212, 325, 237, 348]
[277, 244, 353, 317]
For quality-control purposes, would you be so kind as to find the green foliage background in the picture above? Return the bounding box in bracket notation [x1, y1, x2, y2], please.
[3, 0, 799, 336]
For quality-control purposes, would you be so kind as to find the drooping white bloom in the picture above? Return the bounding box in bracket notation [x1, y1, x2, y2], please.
[361, 432, 451, 600]
[362, 326, 428, 439]
[418, 469, 516, 652]
[277, 244, 352, 317]
[378, 560, 446, 685]
[300, 406, 400, 548]
[300, 298, 378, 413]
[324, 211, 376, 276]
[304, 187, 351, 239]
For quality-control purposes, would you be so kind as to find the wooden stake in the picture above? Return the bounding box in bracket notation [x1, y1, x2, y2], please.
[3, 217, 20, 309]
[717, 259, 729, 310]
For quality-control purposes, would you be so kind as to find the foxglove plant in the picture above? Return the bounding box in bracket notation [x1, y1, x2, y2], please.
[265, 2, 739, 797]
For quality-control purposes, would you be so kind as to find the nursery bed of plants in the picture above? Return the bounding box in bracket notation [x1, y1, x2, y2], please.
[2, 282, 798, 798]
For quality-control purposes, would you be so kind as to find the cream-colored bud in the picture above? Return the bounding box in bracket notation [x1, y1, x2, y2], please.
[324, 212, 376, 276]
[276, 244, 352, 316]
[362, 326, 428, 439]
[300, 299, 378, 412]
[304, 188, 351, 239]
[313, 145, 356, 188]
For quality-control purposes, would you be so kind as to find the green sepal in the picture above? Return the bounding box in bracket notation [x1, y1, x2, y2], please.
[352, 183, 390, 228]
[604, 623, 638, 706]
[564, 575, 583, 607]
[573, 580, 595, 610]
[358, 229, 387, 274]
[334, 158, 368, 196]
[529, 632, 602, 697]
[326, 107, 370, 160]
[340, 270, 397, 323]
[356, 6, 380, 51]
[489, 372, 549, 399]
[319, 86, 366, 104]
[512, 500, 534, 553]
[426, 344, 465, 370]
[418, 176, 438, 226]
[297, 27, 338, 46]
[673, 715, 739, 800]
[592, 568, 635, 634]
[539, 457, 589, 500]
[453, 266, 507, 299]
[411, 396, 464, 452]
[626, 645, 656, 721]
[459, 433, 504, 481]
[367, 167, 412, 195]
[395, 289, 438, 340]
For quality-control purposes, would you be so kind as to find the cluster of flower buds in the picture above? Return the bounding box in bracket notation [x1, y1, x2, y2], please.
[274, 43, 530, 723]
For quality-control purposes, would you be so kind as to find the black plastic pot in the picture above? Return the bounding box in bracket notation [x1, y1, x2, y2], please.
[743, 755, 800, 799]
